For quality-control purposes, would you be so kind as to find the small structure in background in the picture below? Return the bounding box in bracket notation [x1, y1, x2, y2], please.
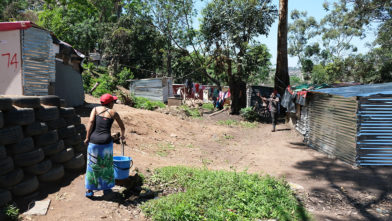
[287, 82, 392, 166]
[0, 21, 85, 106]
[246, 85, 274, 108]
[129, 77, 173, 103]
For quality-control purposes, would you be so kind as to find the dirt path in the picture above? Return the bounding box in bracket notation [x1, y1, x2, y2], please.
[22, 96, 392, 221]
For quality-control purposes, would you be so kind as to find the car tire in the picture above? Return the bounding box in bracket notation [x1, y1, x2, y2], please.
[50, 147, 74, 163]
[11, 176, 39, 196]
[73, 142, 87, 153]
[35, 106, 59, 122]
[0, 146, 6, 159]
[41, 140, 64, 156]
[0, 98, 13, 111]
[39, 96, 60, 107]
[4, 108, 35, 126]
[34, 130, 58, 147]
[0, 111, 3, 128]
[64, 153, 85, 170]
[24, 159, 52, 175]
[57, 125, 76, 139]
[46, 118, 66, 130]
[0, 157, 14, 176]
[60, 107, 75, 118]
[60, 99, 67, 107]
[0, 126, 23, 145]
[11, 97, 41, 108]
[6, 137, 35, 155]
[23, 122, 48, 137]
[0, 189, 12, 207]
[65, 115, 81, 126]
[0, 168, 24, 188]
[64, 134, 82, 146]
[14, 148, 45, 167]
[38, 165, 64, 182]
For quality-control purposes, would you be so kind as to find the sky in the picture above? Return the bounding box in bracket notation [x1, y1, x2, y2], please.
[194, 0, 377, 68]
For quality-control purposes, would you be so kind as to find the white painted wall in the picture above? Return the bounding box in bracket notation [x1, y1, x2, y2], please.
[0, 30, 22, 95]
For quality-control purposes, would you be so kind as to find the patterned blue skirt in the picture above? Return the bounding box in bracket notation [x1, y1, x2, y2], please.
[85, 142, 115, 190]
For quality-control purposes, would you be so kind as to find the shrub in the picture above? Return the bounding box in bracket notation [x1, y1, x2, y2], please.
[134, 96, 165, 110]
[116, 67, 134, 88]
[202, 103, 214, 111]
[2, 204, 19, 221]
[142, 166, 309, 221]
[240, 107, 260, 122]
[181, 105, 201, 118]
[91, 74, 117, 97]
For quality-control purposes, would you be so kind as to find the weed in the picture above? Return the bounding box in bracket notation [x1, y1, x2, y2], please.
[2, 204, 19, 221]
[156, 143, 175, 157]
[202, 103, 214, 111]
[186, 144, 195, 148]
[224, 134, 234, 139]
[201, 158, 212, 167]
[134, 96, 166, 110]
[217, 119, 238, 126]
[217, 120, 258, 128]
[239, 121, 258, 128]
[180, 105, 201, 118]
[141, 166, 309, 221]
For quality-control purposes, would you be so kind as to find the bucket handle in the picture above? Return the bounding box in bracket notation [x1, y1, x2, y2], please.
[114, 160, 133, 170]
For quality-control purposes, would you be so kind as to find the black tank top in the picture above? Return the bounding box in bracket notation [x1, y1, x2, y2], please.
[89, 108, 115, 144]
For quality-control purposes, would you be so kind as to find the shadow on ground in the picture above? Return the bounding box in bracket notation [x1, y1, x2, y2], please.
[294, 155, 392, 220]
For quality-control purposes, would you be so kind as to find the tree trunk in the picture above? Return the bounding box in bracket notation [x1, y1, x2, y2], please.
[275, 0, 290, 95]
[229, 78, 246, 115]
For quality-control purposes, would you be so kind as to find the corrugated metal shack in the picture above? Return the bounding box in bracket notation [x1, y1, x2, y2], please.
[0, 21, 85, 106]
[129, 77, 173, 103]
[294, 83, 392, 166]
[246, 86, 274, 108]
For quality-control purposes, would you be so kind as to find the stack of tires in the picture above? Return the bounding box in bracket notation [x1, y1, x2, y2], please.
[0, 95, 86, 207]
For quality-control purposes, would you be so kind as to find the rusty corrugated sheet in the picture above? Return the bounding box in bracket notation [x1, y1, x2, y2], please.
[357, 96, 392, 165]
[308, 93, 357, 165]
[21, 27, 55, 95]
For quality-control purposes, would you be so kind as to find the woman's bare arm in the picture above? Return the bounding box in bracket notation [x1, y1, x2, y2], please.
[114, 112, 126, 140]
[84, 107, 96, 145]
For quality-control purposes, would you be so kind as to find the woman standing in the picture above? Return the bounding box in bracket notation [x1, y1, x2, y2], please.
[84, 94, 125, 197]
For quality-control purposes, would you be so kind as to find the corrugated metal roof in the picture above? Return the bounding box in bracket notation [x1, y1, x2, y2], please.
[313, 82, 392, 97]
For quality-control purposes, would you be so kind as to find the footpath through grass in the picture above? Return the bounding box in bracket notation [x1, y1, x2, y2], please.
[141, 166, 309, 221]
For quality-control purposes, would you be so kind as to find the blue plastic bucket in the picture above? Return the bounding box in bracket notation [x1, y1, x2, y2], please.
[113, 156, 132, 180]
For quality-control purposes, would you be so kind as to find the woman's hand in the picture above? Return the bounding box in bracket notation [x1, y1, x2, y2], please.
[84, 138, 89, 145]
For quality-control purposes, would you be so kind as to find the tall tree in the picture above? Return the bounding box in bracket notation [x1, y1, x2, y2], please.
[201, 0, 276, 114]
[275, 0, 289, 95]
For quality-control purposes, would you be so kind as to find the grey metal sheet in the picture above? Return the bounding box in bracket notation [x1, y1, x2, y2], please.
[21, 27, 55, 95]
[313, 82, 392, 97]
[308, 93, 357, 165]
[357, 96, 392, 165]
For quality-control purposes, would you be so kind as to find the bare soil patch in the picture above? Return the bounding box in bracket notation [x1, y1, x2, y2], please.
[22, 95, 392, 221]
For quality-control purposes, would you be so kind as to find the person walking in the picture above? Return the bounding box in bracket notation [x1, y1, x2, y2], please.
[261, 91, 280, 132]
[84, 94, 125, 198]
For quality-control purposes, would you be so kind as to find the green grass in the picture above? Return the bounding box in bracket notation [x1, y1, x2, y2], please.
[156, 143, 175, 157]
[180, 105, 201, 118]
[217, 120, 258, 128]
[2, 204, 19, 221]
[141, 166, 309, 221]
[134, 96, 166, 110]
[202, 103, 215, 111]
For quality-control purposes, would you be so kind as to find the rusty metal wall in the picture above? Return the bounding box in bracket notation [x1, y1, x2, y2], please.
[308, 93, 358, 165]
[357, 96, 392, 165]
[21, 27, 55, 95]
